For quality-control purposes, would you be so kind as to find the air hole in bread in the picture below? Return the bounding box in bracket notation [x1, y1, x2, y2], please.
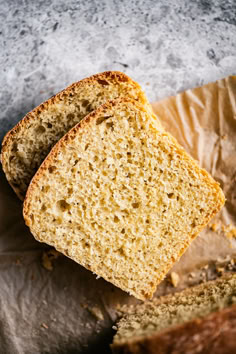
[106, 121, 114, 130]
[118, 247, 125, 256]
[114, 215, 119, 223]
[97, 79, 109, 85]
[96, 115, 113, 125]
[41, 204, 47, 211]
[48, 166, 56, 174]
[82, 99, 90, 107]
[67, 113, 75, 120]
[12, 142, 18, 152]
[57, 200, 71, 212]
[56, 217, 62, 224]
[68, 187, 73, 195]
[36, 125, 46, 134]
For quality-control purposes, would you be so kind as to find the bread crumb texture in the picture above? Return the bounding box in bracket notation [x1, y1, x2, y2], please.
[23, 98, 225, 300]
[1, 71, 153, 200]
[112, 274, 236, 344]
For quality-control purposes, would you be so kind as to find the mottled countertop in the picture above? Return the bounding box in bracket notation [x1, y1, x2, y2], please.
[0, 0, 236, 141]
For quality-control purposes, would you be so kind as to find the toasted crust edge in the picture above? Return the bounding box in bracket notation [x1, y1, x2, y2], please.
[117, 273, 236, 314]
[1, 71, 145, 200]
[23, 98, 225, 300]
[111, 304, 236, 354]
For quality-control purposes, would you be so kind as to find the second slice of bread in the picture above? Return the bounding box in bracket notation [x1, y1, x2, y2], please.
[112, 273, 236, 354]
[23, 98, 225, 300]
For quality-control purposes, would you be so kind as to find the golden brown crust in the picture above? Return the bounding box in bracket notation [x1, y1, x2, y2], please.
[1, 71, 146, 200]
[23, 98, 225, 300]
[111, 305, 236, 354]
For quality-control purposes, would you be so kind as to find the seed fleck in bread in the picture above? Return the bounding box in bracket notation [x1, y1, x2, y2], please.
[112, 274, 236, 354]
[23, 98, 225, 300]
[1, 71, 154, 200]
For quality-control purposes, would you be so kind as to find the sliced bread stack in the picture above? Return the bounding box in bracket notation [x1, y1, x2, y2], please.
[111, 273, 236, 353]
[1, 71, 154, 200]
[1, 72, 225, 299]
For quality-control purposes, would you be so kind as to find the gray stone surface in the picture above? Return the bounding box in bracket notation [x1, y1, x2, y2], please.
[0, 0, 236, 142]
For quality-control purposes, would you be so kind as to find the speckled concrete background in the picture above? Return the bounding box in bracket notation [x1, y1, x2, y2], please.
[0, 0, 236, 142]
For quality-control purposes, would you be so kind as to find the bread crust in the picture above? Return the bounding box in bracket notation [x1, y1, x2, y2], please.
[1, 71, 147, 200]
[111, 304, 236, 354]
[23, 98, 225, 300]
[116, 273, 236, 313]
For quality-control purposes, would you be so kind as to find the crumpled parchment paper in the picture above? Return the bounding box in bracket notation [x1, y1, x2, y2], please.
[0, 76, 235, 354]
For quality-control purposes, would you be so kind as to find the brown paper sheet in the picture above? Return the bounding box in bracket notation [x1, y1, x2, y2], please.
[0, 77, 235, 353]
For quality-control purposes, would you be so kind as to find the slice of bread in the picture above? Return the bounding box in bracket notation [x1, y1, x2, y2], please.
[23, 98, 225, 300]
[1, 71, 154, 200]
[111, 273, 236, 354]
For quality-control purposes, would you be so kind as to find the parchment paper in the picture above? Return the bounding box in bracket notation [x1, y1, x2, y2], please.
[0, 76, 235, 354]
[152, 76, 236, 272]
